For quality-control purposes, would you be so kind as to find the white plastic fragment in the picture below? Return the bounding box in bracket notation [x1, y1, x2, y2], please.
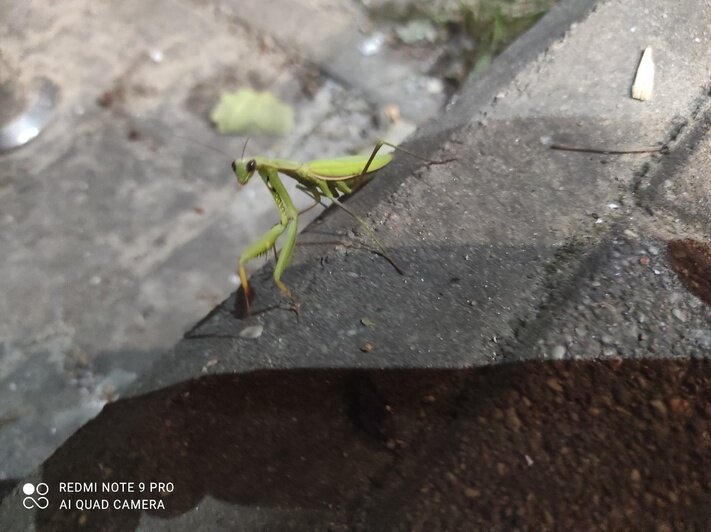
[631, 47, 654, 101]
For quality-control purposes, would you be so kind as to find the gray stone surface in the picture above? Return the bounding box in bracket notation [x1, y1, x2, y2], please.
[2, 0, 711, 529]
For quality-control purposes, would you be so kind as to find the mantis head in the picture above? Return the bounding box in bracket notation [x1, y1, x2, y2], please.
[231, 138, 255, 185]
[231, 158, 257, 185]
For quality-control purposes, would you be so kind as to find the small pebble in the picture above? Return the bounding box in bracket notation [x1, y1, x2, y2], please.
[546, 378, 564, 393]
[239, 324, 263, 339]
[551, 344, 566, 359]
[624, 229, 639, 239]
[426, 78, 444, 94]
[464, 487, 480, 499]
[360, 341, 375, 353]
[650, 399, 667, 417]
[671, 308, 687, 322]
[602, 346, 617, 357]
[669, 397, 691, 416]
[504, 408, 522, 432]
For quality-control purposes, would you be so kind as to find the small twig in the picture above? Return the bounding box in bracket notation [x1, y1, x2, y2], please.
[425, 157, 457, 167]
[550, 143, 665, 155]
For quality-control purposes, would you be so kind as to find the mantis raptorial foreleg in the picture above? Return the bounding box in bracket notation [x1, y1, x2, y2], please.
[273, 218, 298, 297]
[238, 168, 301, 316]
[238, 222, 287, 315]
[238, 219, 300, 316]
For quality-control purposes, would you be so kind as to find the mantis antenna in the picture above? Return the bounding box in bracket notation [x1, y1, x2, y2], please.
[169, 133, 232, 162]
[240, 138, 250, 160]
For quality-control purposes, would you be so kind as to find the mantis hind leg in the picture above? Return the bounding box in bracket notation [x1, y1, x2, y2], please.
[361, 140, 435, 175]
[238, 223, 287, 316]
[359, 140, 390, 176]
[312, 179, 405, 276]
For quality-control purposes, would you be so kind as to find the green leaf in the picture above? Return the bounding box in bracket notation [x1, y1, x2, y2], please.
[210, 88, 294, 136]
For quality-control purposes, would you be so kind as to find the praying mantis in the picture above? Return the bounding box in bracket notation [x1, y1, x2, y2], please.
[232, 140, 407, 316]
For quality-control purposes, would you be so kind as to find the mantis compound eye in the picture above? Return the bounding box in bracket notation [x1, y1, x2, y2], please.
[230, 161, 237, 173]
[246, 159, 257, 173]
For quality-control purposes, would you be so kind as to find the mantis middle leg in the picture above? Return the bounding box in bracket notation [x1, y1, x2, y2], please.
[312, 179, 404, 275]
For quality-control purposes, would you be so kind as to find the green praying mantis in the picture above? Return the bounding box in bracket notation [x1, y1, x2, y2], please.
[231, 140, 410, 316]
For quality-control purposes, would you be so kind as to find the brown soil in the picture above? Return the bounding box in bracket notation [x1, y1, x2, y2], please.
[35, 359, 709, 531]
[361, 359, 710, 531]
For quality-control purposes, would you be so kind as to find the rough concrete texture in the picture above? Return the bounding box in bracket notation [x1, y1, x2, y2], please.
[2, 0, 711, 529]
